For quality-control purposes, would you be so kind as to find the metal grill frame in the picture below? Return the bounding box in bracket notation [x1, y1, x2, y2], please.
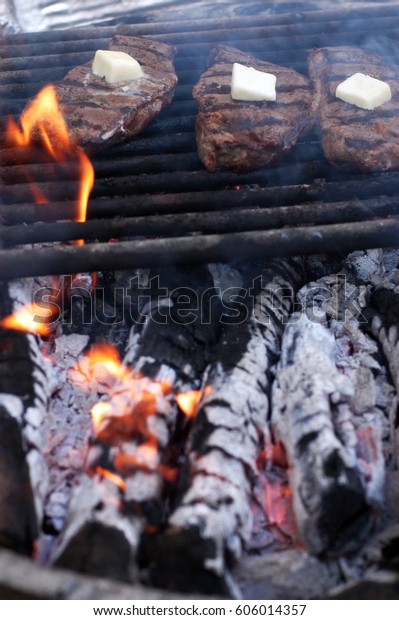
[1, 4, 399, 279]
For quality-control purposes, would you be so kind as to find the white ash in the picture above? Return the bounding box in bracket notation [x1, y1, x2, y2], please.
[170, 470, 252, 566]
[124, 472, 164, 504]
[43, 333, 103, 533]
[272, 314, 377, 555]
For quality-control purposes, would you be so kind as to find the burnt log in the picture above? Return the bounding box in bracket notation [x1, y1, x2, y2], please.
[0, 280, 52, 554]
[363, 279, 399, 470]
[54, 265, 222, 581]
[141, 258, 305, 595]
[272, 316, 373, 555]
[271, 260, 395, 556]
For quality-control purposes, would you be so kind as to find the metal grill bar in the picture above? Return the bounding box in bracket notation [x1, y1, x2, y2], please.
[1, 217, 399, 281]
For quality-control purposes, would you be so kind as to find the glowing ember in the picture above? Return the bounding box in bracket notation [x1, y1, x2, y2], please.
[5, 84, 94, 244]
[176, 386, 212, 418]
[82, 342, 177, 483]
[0, 302, 51, 337]
[85, 343, 128, 380]
[91, 401, 112, 433]
[96, 466, 126, 492]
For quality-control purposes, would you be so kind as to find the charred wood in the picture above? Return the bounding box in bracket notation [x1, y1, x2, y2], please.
[54, 265, 222, 582]
[54, 474, 140, 582]
[272, 316, 374, 556]
[141, 258, 305, 595]
[0, 548, 207, 600]
[271, 260, 396, 556]
[0, 280, 52, 554]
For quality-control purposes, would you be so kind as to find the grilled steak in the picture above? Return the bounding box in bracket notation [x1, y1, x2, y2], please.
[192, 45, 316, 173]
[54, 35, 178, 151]
[308, 46, 399, 172]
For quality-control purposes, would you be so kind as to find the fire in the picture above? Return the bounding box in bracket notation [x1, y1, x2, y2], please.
[91, 401, 112, 433]
[95, 466, 126, 492]
[85, 343, 128, 380]
[176, 385, 212, 418]
[5, 84, 94, 243]
[82, 342, 178, 483]
[0, 302, 51, 337]
[176, 391, 200, 418]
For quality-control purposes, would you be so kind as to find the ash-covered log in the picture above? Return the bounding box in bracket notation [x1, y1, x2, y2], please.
[271, 258, 395, 556]
[140, 258, 305, 595]
[272, 316, 372, 555]
[54, 265, 222, 582]
[0, 280, 52, 554]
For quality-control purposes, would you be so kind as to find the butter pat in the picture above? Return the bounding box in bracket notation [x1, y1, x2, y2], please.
[92, 50, 143, 84]
[231, 62, 277, 101]
[335, 72, 391, 110]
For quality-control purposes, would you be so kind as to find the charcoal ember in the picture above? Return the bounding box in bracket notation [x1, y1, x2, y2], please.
[54, 265, 222, 580]
[141, 258, 305, 595]
[272, 314, 380, 556]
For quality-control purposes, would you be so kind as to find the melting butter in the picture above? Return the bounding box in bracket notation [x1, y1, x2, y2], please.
[335, 72, 391, 110]
[231, 62, 276, 102]
[92, 50, 143, 84]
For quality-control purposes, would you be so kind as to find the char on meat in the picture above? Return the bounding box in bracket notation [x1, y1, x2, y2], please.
[192, 45, 316, 172]
[54, 35, 178, 150]
[308, 46, 399, 172]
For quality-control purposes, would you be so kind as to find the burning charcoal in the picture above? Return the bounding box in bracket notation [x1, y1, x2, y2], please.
[0, 280, 52, 554]
[140, 258, 305, 595]
[53, 265, 222, 581]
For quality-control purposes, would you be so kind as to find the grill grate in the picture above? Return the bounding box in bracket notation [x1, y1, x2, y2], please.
[1, 4, 399, 279]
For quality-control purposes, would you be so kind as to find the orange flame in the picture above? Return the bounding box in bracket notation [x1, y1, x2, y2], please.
[85, 343, 128, 380]
[83, 342, 177, 483]
[96, 466, 126, 492]
[0, 302, 51, 337]
[176, 385, 212, 418]
[91, 401, 112, 433]
[6, 84, 94, 244]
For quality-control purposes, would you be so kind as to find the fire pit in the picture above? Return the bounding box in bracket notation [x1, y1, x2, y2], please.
[0, 0, 399, 601]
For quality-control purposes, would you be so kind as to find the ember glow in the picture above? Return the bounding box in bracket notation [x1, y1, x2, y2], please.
[83, 343, 176, 484]
[176, 386, 212, 418]
[96, 466, 126, 492]
[91, 401, 112, 433]
[5, 84, 94, 244]
[0, 302, 51, 337]
[85, 343, 128, 381]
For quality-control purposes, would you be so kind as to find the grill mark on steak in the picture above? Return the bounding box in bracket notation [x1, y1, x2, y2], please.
[193, 45, 315, 173]
[51, 35, 178, 151]
[308, 46, 399, 172]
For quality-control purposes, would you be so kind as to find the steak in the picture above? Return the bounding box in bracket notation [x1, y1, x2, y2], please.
[308, 46, 399, 172]
[54, 35, 178, 151]
[192, 45, 316, 173]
